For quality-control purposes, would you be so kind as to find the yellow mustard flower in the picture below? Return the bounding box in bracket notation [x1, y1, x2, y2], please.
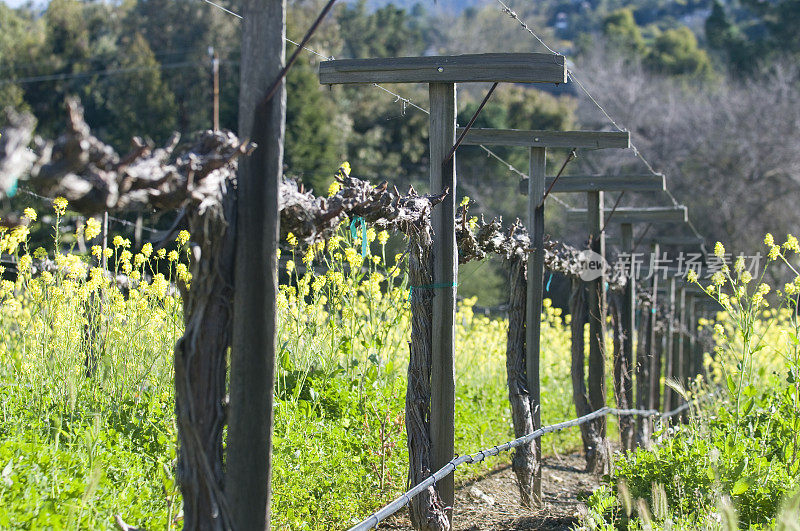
[53, 197, 68, 215]
[18, 255, 32, 273]
[176, 230, 190, 246]
[783, 234, 800, 253]
[287, 232, 298, 247]
[768, 245, 780, 261]
[741, 271, 753, 284]
[84, 217, 101, 240]
[328, 181, 341, 197]
[686, 270, 698, 283]
[714, 242, 725, 258]
[764, 233, 775, 247]
[141, 242, 153, 259]
[157, 248, 166, 259]
[168, 250, 179, 262]
[23, 208, 37, 222]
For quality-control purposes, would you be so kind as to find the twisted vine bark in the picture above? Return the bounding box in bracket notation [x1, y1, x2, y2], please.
[569, 278, 608, 473]
[505, 254, 538, 506]
[174, 189, 235, 531]
[636, 298, 653, 447]
[406, 224, 450, 531]
[609, 291, 635, 452]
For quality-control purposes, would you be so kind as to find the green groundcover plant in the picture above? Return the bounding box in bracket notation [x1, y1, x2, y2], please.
[583, 236, 800, 530]
[0, 193, 585, 529]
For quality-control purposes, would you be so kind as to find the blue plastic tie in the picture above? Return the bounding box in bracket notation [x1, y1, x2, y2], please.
[546, 273, 553, 292]
[7, 178, 18, 198]
[350, 216, 368, 257]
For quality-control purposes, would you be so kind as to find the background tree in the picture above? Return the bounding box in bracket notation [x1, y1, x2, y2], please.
[644, 27, 713, 78]
[603, 8, 647, 57]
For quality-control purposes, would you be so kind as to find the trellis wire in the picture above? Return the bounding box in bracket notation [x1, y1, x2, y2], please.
[197, 0, 578, 211]
[349, 401, 694, 531]
[493, 0, 706, 246]
[17, 188, 161, 234]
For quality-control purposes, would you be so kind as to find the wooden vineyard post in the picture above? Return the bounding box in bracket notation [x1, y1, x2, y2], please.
[526, 145, 546, 503]
[429, 82, 457, 517]
[664, 277, 679, 412]
[676, 286, 688, 420]
[685, 292, 696, 389]
[646, 243, 661, 439]
[619, 223, 636, 451]
[586, 191, 611, 473]
[320, 53, 567, 528]
[227, 0, 285, 528]
[458, 128, 630, 478]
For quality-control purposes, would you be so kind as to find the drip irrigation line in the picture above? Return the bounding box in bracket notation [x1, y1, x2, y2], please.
[349, 401, 696, 531]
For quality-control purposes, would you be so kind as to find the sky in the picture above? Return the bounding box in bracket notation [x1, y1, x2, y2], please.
[2, 0, 47, 8]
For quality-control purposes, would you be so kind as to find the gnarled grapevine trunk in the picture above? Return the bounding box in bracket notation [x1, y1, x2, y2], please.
[406, 226, 450, 531]
[505, 255, 538, 506]
[609, 292, 634, 452]
[570, 278, 608, 473]
[174, 190, 236, 531]
[636, 300, 653, 447]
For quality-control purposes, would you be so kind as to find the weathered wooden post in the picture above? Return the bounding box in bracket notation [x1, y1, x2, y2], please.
[586, 189, 609, 470]
[642, 242, 660, 443]
[227, 0, 285, 528]
[320, 53, 566, 527]
[619, 222, 636, 451]
[685, 292, 697, 389]
[664, 276, 679, 412]
[459, 128, 630, 482]
[676, 285, 688, 419]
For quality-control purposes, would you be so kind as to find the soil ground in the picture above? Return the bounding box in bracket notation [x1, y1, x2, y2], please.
[378, 452, 600, 530]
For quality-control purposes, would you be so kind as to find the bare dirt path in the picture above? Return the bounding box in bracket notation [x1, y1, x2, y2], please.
[378, 452, 599, 530]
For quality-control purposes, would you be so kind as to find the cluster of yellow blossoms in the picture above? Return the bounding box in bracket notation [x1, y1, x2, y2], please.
[0, 199, 192, 403]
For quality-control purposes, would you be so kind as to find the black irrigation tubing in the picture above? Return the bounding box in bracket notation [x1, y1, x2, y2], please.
[262, 0, 338, 105]
[538, 148, 577, 208]
[633, 223, 653, 253]
[443, 82, 499, 166]
[601, 191, 626, 233]
[348, 401, 695, 531]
